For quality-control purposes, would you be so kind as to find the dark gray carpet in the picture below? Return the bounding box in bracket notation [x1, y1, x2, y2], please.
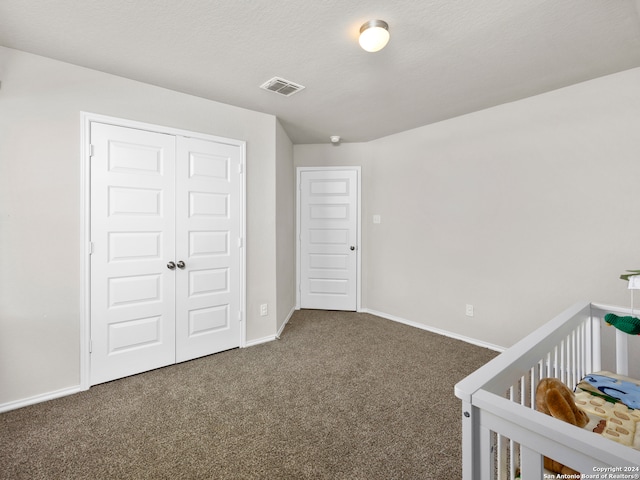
[0, 310, 497, 479]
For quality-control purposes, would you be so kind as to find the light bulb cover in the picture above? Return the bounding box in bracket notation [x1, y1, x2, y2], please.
[359, 20, 390, 52]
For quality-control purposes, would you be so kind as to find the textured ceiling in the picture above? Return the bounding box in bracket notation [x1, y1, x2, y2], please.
[1, 0, 640, 144]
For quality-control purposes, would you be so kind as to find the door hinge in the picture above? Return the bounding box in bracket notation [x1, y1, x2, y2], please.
[88, 144, 95, 158]
[89, 340, 93, 353]
[238, 163, 243, 174]
[88, 242, 94, 255]
[238, 237, 243, 248]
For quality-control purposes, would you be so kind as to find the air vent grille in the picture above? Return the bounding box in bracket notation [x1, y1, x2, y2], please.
[260, 77, 305, 97]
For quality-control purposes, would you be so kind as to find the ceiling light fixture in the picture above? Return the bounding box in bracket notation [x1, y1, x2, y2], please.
[358, 19, 390, 52]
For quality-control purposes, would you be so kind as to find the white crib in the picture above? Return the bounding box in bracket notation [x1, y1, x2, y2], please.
[455, 302, 640, 479]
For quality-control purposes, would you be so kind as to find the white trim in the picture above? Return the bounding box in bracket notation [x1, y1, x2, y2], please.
[296, 166, 362, 311]
[81, 112, 245, 147]
[296, 169, 300, 310]
[276, 306, 296, 339]
[244, 335, 277, 348]
[239, 141, 247, 348]
[243, 307, 295, 347]
[361, 308, 506, 353]
[80, 112, 247, 387]
[80, 114, 91, 392]
[0, 385, 83, 413]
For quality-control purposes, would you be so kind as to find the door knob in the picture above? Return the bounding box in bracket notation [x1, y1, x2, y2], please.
[167, 261, 176, 270]
[176, 260, 185, 269]
[350, 246, 356, 251]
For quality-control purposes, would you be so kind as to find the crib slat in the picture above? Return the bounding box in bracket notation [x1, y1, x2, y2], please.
[580, 322, 590, 380]
[591, 313, 601, 372]
[497, 433, 507, 480]
[531, 364, 538, 407]
[578, 322, 584, 381]
[560, 340, 565, 383]
[520, 446, 543, 479]
[616, 329, 629, 376]
[570, 329, 577, 386]
[479, 425, 494, 480]
[501, 387, 514, 480]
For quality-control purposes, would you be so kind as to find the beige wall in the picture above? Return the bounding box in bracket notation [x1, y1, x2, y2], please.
[3, 43, 640, 409]
[295, 67, 640, 348]
[275, 120, 296, 332]
[0, 47, 281, 407]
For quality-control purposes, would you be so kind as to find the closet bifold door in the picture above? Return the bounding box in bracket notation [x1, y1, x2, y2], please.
[174, 136, 242, 362]
[90, 123, 177, 385]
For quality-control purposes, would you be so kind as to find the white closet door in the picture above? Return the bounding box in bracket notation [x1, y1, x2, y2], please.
[90, 123, 177, 385]
[175, 137, 242, 362]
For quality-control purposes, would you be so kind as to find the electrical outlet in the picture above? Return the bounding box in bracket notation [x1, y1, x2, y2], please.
[260, 304, 268, 316]
[465, 304, 474, 317]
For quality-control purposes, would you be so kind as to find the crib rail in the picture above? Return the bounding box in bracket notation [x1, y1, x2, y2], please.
[455, 302, 640, 480]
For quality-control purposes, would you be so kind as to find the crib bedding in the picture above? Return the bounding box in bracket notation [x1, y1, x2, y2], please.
[574, 371, 640, 450]
[576, 371, 640, 409]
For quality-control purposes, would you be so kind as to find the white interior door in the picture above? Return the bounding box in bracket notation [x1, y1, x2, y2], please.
[89, 120, 243, 385]
[90, 123, 177, 385]
[175, 137, 242, 362]
[299, 169, 359, 311]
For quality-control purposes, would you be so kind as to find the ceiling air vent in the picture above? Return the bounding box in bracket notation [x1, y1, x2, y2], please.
[260, 77, 305, 97]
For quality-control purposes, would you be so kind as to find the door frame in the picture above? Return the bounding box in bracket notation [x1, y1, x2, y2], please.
[80, 112, 246, 391]
[296, 166, 362, 311]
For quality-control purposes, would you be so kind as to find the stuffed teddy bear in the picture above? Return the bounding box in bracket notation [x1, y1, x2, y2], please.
[535, 377, 589, 476]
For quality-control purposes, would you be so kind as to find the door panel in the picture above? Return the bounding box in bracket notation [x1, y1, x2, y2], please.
[90, 123, 176, 385]
[108, 315, 163, 353]
[108, 232, 162, 262]
[300, 169, 358, 311]
[175, 137, 241, 362]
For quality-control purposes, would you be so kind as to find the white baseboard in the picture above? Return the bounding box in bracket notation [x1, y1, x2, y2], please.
[244, 335, 277, 348]
[276, 306, 296, 339]
[245, 307, 298, 347]
[244, 306, 296, 347]
[361, 308, 505, 353]
[0, 385, 84, 413]
[2, 308, 501, 412]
